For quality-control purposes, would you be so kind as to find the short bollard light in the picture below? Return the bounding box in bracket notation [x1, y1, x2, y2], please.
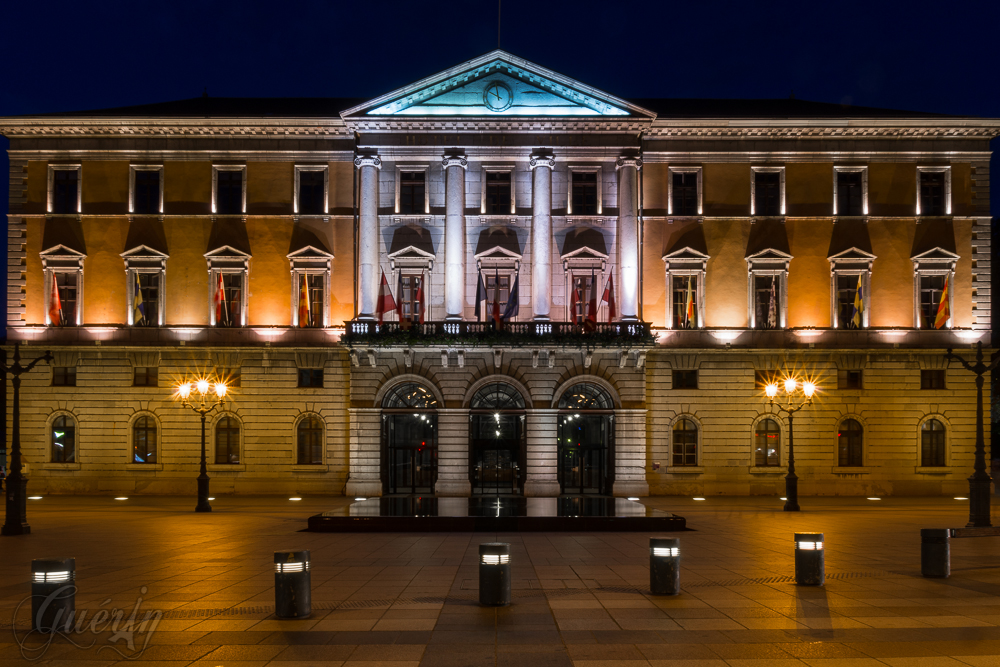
[31, 558, 76, 633]
[479, 543, 511, 607]
[274, 550, 311, 619]
[920, 528, 950, 578]
[794, 533, 825, 586]
[649, 537, 681, 596]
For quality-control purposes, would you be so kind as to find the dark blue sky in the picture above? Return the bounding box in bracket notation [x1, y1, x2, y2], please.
[1, 0, 998, 321]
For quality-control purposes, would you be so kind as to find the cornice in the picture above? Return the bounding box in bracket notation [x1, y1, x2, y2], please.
[645, 123, 1000, 140]
[0, 118, 352, 138]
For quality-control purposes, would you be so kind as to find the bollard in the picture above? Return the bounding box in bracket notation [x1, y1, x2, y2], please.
[31, 558, 76, 633]
[649, 537, 681, 596]
[274, 550, 311, 619]
[794, 532, 825, 586]
[920, 529, 950, 578]
[479, 543, 511, 606]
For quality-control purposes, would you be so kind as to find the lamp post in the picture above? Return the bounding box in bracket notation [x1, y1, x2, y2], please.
[944, 341, 997, 528]
[764, 377, 816, 512]
[175, 378, 227, 513]
[2, 343, 53, 536]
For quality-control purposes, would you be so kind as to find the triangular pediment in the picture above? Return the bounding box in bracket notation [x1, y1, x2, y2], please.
[204, 245, 251, 259]
[286, 245, 333, 260]
[828, 246, 875, 262]
[344, 50, 653, 118]
[475, 245, 523, 261]
[561, 246, 608, 261]
[662, 246, 710, 262]
[121, 244, 169, 260]
[388, 245, 436, 261]
[40, 244, 87, 259]
[746, 247, 793, 261]
[911, 246, 959, 262]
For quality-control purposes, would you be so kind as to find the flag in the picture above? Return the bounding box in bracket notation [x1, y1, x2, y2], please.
[570, 279, 582, 324]
[601, 276, 617, 323]
[502, 269, 519, 321]
[934, 275, 950, 329]
[133, 272, 146, 326]
[474, 270, 487, 320]
[414, 275, 425, 324]
[586, 269, 597, 325]
[395, 272, 407, 328]
[766, 276, 777, 329]
[492, 268, 501, 327]
[375, 269, 396, 325]
[215, 272, 228, 325]
[49, 273, 63, 326]
[684, 276, 695, 328]
[851, 274, 864, 329]
[298, 274, 310, 327]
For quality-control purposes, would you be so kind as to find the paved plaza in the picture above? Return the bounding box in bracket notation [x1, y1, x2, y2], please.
[0, 494, 998, 666]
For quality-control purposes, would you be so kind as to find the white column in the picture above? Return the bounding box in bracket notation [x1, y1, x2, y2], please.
[355, 155, 381, 320]
[616, 156, 642, 321]
[530, 154, 555, 321]
[523, 408, 560, 497]
[443, 156, 468, 321]
[434, 408, 472, 496]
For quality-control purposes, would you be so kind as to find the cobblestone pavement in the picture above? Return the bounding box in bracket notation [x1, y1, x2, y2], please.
[0, 494, 998, 666]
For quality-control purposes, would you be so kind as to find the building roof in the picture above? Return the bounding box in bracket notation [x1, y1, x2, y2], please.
[627, 98, 957, 120]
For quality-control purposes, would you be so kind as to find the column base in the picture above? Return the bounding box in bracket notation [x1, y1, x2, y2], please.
[532, 316, 551, 322]
[435, 480, 472, 497]
[355, 314, 375, 321]
[523, 480, 561, 497]
[612, 480, 649, 497]
[444, 315, 463, 322]
[619, 316, 639, 323]
[344, 480, 382, 498]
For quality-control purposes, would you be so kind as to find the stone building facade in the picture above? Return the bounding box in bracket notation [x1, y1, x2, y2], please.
[2, 51, 997, 497]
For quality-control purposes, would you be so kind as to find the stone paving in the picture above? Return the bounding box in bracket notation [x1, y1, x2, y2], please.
[0, 494, 998, 666]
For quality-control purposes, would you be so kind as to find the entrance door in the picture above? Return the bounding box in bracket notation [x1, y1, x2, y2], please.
[384, 413, 436, 494]
[558, 414, 610, 495]
[471, 414, 521, 495]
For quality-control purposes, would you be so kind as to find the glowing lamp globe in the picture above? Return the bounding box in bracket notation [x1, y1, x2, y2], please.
[784, 378, 797, 393]
[196, 379, 210, 395]
[177, 383, 192, 399]
[803, 382, 816, 397]
[765, 384, 778, 398]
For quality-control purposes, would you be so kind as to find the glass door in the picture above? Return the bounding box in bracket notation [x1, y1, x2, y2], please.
[385, 413, 436, 495]
[558, 414, 609, 495]
[471, 413, 521, 495]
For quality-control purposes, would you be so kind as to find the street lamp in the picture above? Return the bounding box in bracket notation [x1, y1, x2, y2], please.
[764, 376, 816, 512]
[945, 342, 996, 528]
[175, 377, 227, 513]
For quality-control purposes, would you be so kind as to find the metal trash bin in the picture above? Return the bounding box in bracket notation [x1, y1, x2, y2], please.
[479, 543, 511, 607]
[649, 537, 680, 596]
[274, 550, 311, 619]
[920, 528, 950, 578]
[794, 532, 825, 586]
[31, 557, 75, 632]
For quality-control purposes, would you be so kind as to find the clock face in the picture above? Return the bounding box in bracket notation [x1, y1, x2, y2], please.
[483, 82, 513, 112]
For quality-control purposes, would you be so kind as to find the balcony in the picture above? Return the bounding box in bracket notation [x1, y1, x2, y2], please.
[344, 320, 655, 347]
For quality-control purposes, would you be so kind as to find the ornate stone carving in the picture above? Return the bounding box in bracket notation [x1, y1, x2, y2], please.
[354, 155, 382, 169]
[616, 156, 643, 171]
[529, 154, 556, 170]
[442, 156, 468, 169]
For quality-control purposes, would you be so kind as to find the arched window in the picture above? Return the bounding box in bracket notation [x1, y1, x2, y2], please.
[382, 382, 438, 409]
[754, 418, 780, 466]
[558, 383, 613, 410]
[51, 414, 76, 463]
[297, 416, 324, 464]
[921, 419, 946, 467]
[838, 419, 863, 467]
[471, 382, 525, 410]
[672, 418, 698, 467]
[132, 416, 157, 464]
[215, 416, 241, 464]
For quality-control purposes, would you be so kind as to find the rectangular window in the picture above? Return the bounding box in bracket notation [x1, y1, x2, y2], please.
[133, 170, 161, 214]
[133, 273, 160, 327]
[838, 370, 863, 390]
[216, 169, 244, 214]
[755, 370, 778, 389]
[672, 172, 698, 216]
[836, 274, 865, 329]
[216, 273, 244, 327]
[571, 172, 598, 215]
[919, 275, 947, 329]
[298, 170, 326, 215]
[52, 168, 79, 214]
[921, 369, 946, 390]
[671, 276, 699, 329]
[399, 275, 424, 322]
[754, 171, 781, 216]
[673, 370, 698, 390]
[399, 171, 425, 215]
[296, 273, 325, 327]
[52, 367, 76, 387]
[836, 170, 864, 216]
[133, 367, 158, 387]
[486, 273, 510, 318]
[49, 273, 78, 326]
[919, 171, 946, 216]
[298, 368, 324, 388]
[753, 274, 781, 329]
[570, 274, 595, 324]
[485, 171, 511, 215]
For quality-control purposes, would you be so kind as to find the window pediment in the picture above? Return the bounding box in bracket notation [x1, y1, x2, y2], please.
[911, 246, 959, 264]
[663, 246, 709, 271]
[388, 244, 436, 271]
[40, 244, 87, 263]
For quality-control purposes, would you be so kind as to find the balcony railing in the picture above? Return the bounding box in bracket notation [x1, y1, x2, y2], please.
[344, 320, 655, 347]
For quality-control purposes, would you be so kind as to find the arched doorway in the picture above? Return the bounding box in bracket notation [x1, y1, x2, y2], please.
[469, 382, 526, 495]
[381, 382, 438, 495]
[557, 383, 614, 495]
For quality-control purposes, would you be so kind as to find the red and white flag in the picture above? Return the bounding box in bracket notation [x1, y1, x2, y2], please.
[601, 276, 617, 323]
[298, 274, 310, 327]
[214, 272, 228, 325]
[414, 276, 425, 324]
[585, 269, 598, 325]
[375, 269, 396, 324]
[49, 273, 63, 326]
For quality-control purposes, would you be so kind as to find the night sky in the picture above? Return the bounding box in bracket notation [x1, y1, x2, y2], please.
[1, 0, 998, 326]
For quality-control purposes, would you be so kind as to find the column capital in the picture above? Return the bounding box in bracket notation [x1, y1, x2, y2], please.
[442, 156, 468, 170]
[354, 155, 382, 169]
[616, 156, 643, 171]
[529, 154, 556, 170]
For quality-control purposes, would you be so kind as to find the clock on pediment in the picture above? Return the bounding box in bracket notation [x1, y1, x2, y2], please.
[483, 81, 513, 112]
